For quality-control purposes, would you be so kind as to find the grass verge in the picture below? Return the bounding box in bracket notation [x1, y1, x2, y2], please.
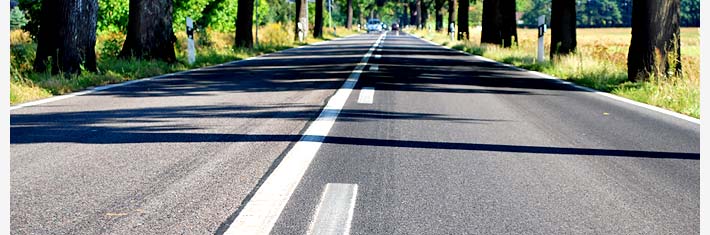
[407, 27, 700, 119]
[10, 23, 358, 105]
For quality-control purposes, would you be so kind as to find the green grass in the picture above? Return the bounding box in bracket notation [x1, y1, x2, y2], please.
[10, 24, 359, 105]
[408, 27, 700, 119]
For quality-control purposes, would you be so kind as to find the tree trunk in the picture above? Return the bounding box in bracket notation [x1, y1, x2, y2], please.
[416, 0, 422, 28]
[421, 0, 430, 28]
[456, 0, 468, 40]
[448, 0, 455, 34]
[34, 0, 98, 75]
[409, 2, 417, 26]
[235, 0, 254, 48]
[434, 0, 445, 31]
[550, 0, 576, 59]
[120, 0, 176, 62]
[481, 0, 517, 47]
[295, 0, 308, 41]
[346, 0, 353, 28]
[314, 0, 323, 38]
[628, 0, 681, 81]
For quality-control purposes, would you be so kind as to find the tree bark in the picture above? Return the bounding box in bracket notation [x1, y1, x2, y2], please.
[34, 0, 98, 75]
[120, 0, 176, 62]
[314, 0, 323, 38]
[550, 0, 576, 59]
[295, 0, 308, 41]
[481, 0, 517, 47]
[235, 0, 254, 48]
[421, 0, 430, 28]
[628, 0, 681, 81]
[456, 0, 468, 40]
[416, 0, 422, 28]
[448, 0, 455, 34]
[409, 1, 417, 26]
[434, 0, 445, 31]
[346, 0, 353, 28]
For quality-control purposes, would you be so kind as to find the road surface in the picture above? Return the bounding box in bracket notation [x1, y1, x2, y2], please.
[11, 32, 699, 234]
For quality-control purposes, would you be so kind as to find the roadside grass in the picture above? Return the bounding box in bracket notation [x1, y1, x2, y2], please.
[10, 23, 359, 105]
[407, 27, 700, 118]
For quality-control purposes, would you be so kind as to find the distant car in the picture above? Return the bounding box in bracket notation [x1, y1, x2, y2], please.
[391, 23, 399, 31]
[366, 19, 382, 33]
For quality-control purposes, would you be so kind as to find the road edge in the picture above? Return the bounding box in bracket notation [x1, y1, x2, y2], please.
[9, 34, 362, 111]
[408, 33, 700, 125]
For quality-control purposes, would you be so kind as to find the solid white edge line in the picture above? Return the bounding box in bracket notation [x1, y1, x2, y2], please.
[409, 33, 700, 125]
[223, 32, 386, 235]
[9, 33, 365, 111]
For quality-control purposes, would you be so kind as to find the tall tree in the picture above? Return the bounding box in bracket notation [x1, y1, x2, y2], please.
[295, 0, 308, 41]
[550, 0, 576, 58]
[627, 0, 681, 81]
[409, 1, 417, 25]
[314, 0, 324, 38]
[347, 0, 354, 28]
[120, 0, 176, 62]
[235, 0, 254, 48]
[481, 0, 518, 47]
[416, 0, 423, 28]
[33, 0, 98, 75]
[456, 0, 468, 40]
[434, 0, 445, 31]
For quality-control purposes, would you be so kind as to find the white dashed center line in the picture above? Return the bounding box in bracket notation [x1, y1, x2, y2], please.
[357, 87, 375, 104]
[223, 33, 386, 235]
[307, 183, 359, 235]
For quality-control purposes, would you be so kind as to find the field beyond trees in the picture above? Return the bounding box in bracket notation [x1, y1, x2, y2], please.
[409, 27, 700, 118]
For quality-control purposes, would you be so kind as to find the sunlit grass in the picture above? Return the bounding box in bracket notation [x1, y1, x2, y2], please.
[408, 27, 700, 118]
[10, 24, 359, 105]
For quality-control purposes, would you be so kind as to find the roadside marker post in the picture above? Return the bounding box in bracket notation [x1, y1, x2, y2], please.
[186, 17, 196, 65]
[537, 15, 546, 62]
[449, 23, 455, 41]
[298, 22, 305, 42]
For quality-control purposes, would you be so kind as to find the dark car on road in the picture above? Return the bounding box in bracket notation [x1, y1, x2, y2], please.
[391, 23, 399, 31]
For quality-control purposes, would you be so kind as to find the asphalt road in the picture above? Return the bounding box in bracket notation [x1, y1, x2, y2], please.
[11, 32, 699, 234]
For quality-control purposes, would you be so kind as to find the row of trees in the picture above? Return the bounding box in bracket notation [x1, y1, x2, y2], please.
[24, 0, 690, 82]
[519, 0, 699, 28]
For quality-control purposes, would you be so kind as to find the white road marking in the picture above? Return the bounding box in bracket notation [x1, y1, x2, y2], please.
[369, 64, 379, 71]
[411, 34, 700, 125]
[375, 54, 381, 59]
[357, 87, 375, 104]
[224, 32, 386, 235]
[307, 184, 359, 235]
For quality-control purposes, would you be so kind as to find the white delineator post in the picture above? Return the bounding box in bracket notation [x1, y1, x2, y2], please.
[450, 23, 455, 41]
[186, 17, 196, 64]
[537, 15, 546, 62]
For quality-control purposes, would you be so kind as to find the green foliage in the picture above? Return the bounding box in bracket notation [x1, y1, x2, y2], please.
[174, 0, 214, 32]
[203, 0, 239, 32]
[519, 0, 549, 27]
[255, 0, 270, 24]
[17, 0, 41, 38]
[577, 0, 622, 27]
[681, 0, 700, 27]
[98, 35, 125, 58]
[10, 7, 29, 30]
[97, 0, 129, 33]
